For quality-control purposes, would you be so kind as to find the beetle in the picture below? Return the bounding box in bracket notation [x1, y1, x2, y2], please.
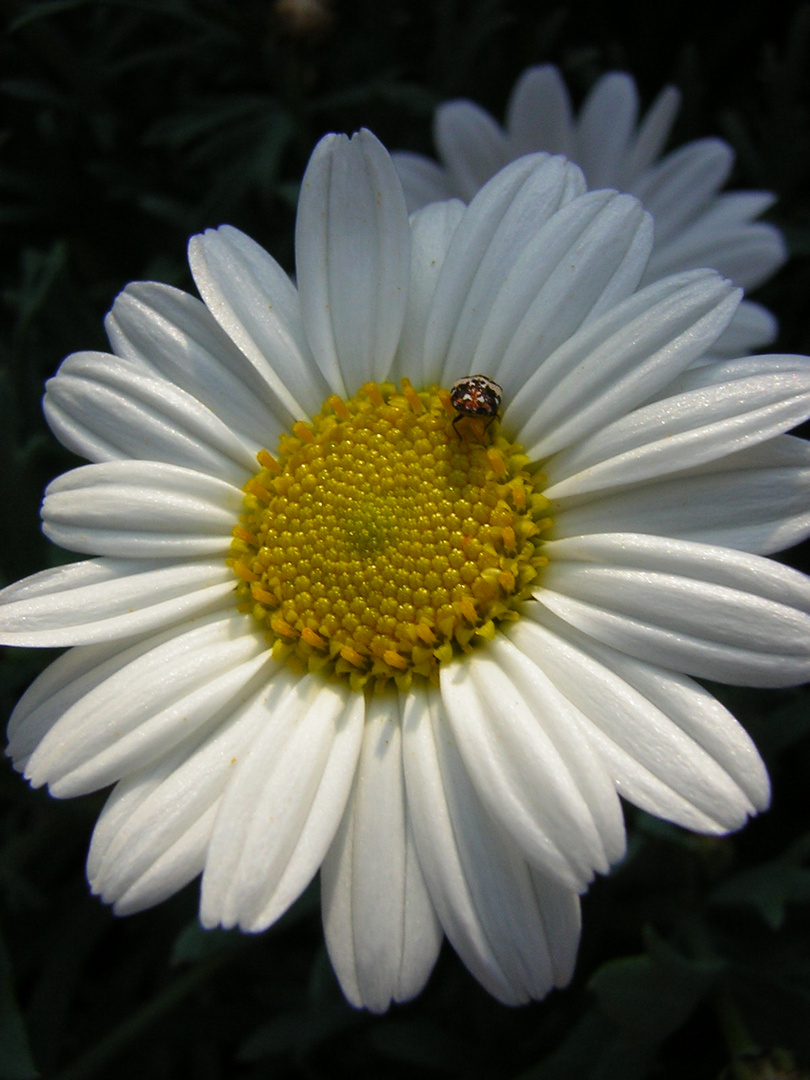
[450, 375, 503, 434]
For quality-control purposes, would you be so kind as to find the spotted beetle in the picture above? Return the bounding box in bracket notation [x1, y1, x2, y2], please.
[450, 375, 503, 434]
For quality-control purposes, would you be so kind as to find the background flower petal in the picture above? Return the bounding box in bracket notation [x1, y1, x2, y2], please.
[710, 299, 778, 355]
[574, 72, 638, 189]
[644, 217, 787, 290]
[631, 139, 733, 241]
[506, 64, 575, 159]
[619, 84, 681, 186]
[391, 151, 455, 213]
[434, 100, 512, 200]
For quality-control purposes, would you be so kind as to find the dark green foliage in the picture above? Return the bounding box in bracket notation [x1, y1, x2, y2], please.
[1, 1, 809, 1077]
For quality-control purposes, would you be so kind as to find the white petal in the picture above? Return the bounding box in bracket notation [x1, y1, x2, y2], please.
[391, 199, 466, 387]
[664, 353, 810, 397]
[200, 676, 364, 932]
[112, 806, 216, 914]
[479, 190, 652, 389]
[188, 226, 329, 421]
[6, 615, 254, 767]
[506, 64, 575, 159]
[295, 130, 411, 391]
[507, 613, 769, 832]
[104, 281, 287, 449]
[402, 687, 581, 1003]
[392, 151, 456, 212]
[421, 153, 586, 384]
[526, 866, 582, 988]
[485, 634, 626, 857]
[41, 461, 243, 558]
[535, 533, 810, 687]
[88, 674, 279, 914]
[574, 72, 638, 189]
[434, 100, 511, 200]
[507, 271, 740, 458]
[551, 435, 810, 555]
[90, 752, 214, 914]
[17, 611, 271, 795]
[43, 351, 258, 484]
[7, 636, 143, 763]
[0, 558, 235, 647]
[542, 355, 810, 499]
[321, 693, 441, 1013]
[402, 688, 517, 1001]
[440, 645, 624, 888]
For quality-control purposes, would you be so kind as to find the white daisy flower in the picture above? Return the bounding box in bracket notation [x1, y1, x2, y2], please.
[3, 129, 810, 1013]
[393, 64, 788, 358]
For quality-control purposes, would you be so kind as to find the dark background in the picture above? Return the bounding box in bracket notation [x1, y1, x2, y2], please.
[1, 2, 809, 1077]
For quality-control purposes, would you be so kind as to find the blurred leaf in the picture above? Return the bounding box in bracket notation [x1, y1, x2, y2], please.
[514, 1011, 658, 1080]
[712, 686, 810, 757]
[274, 877, 321, 931]
[8, 0, 201, 33]
[0, 79, 72, 109]
[144, 95, 283, 149]
[0, 920, 38, 1080]
[589, 929, 724, 1041]
[170, 878, 321, 970]
[709, 834, 810, 930]
[7, 0, 98, 32]
[236, 1001, 363, 1062]
[308, 77, 439, 116]
[169, 921, 241, 967]
[172, 880, 320, 964]
[368, 1017, 476, 1073]
[142, 95, 295, 220]
[24, 890, 110, 1073]
[2, 242, 68, 341]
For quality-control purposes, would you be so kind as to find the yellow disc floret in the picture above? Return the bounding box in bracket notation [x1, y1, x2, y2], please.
[228, 379, 550, 692]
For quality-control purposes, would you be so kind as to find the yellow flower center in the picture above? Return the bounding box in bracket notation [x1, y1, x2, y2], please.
[228, 379, 551, 692]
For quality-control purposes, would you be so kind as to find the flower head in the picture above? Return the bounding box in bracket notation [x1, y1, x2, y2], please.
[393, 65, 788, 357]
[2, 129, 810, 1012]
